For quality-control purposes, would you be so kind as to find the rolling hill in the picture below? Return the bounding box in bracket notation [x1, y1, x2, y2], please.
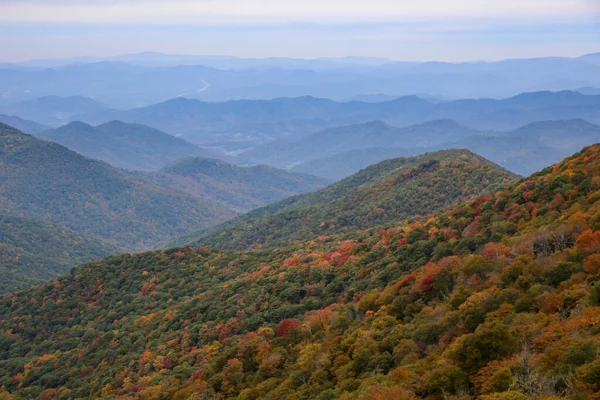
[1, 143, 599, 399]
[0, 123, 234, 249]
[179, 149, 518, 250]
[0, 215, 118, 293]
[136, 157, 329, 213]
[2, 53, 600, 107]
[38, 120, 217, 171]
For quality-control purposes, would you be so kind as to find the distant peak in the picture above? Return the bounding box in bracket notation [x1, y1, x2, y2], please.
[387, 95, 429, 103]
[99, 120, 127, 127]
[513, 118, 600, 132]
[62, 121, 94, 130]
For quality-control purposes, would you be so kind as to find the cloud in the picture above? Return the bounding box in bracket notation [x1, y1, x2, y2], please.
[0, 0, 595, 24]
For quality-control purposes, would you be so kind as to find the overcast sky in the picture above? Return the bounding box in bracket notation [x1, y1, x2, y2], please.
[1, 0, 599, 62]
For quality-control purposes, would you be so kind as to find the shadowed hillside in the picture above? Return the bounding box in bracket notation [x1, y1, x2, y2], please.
[0, 123, 234, 250]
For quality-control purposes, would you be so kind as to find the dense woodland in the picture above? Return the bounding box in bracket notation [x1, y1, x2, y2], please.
[1, 143, 599, 399]
[181, 149, 516, 250]
[0, 215, 117, 293]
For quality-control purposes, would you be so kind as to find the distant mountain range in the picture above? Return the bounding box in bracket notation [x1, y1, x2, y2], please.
[1, 52, 600, 107]
[248, 119, 477, 166]
[133, 157, 329, 213]
[38, 120, 217, 171]
[2, 92, 599, 179]
[3, 90, 599, 148]
[288, 118, 600, 179]
[177, 149, 517, 250]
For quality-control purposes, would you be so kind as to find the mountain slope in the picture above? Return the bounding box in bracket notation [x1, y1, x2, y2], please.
[1, 145, 599, 399]
[39, 120, 214, 171]
[0, 215, 117, 293]
[0, 115, 49, 134]
[0, 123, 234, 249]
[181, 150, 517, 250]
[136, 157, 329, 213]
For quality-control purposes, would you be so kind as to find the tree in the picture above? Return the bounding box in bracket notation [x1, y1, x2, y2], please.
[446, 322, 519, 373]
[276, 319, 300, 338]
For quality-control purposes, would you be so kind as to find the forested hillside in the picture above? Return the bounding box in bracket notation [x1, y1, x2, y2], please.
[137, 157, 329, 213]
[0, 144, 599, 399]
[0, 215, 117, 293]
[0, 123, 234, 249]
[181, 150, 517, 250]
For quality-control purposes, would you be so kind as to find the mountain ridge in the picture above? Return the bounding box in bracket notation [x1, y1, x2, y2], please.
[179, 149, 518, 250]
[288, 118, 600, 178]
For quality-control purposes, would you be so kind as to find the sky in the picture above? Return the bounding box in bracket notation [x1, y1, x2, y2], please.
[0, 0, 599, 62]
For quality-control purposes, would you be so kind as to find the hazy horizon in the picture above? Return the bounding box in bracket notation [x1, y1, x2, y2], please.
[1, 0, 599, 62]
[4, 48, 600, 65]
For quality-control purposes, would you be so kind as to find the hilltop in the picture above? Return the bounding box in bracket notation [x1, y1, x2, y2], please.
[181, 149, 517, 250]
[39, 120, 214, 171]
[1, 143, 599, 399]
